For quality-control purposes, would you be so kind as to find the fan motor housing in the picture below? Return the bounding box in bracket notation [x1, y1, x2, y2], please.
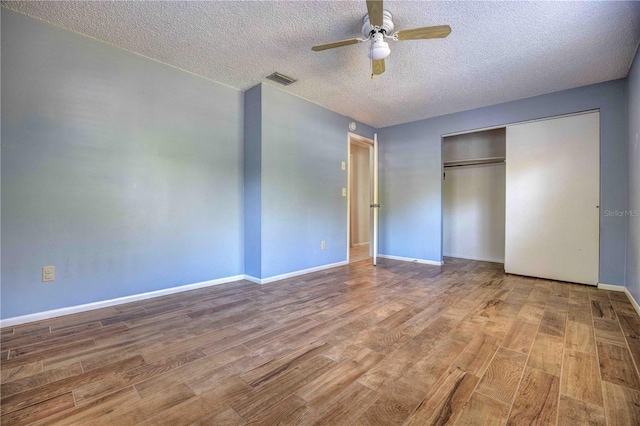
[362, 10, 394, 36]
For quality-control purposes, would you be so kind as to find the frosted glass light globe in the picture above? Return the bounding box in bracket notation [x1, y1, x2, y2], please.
[368, 40, 390, 60]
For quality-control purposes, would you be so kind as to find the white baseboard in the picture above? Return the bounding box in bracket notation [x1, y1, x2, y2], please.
[443, 253, 505, 264]
[243, 275, 262, 284]
[378, 254, 443, 266]
[597, 283, 640, 317]
[1, 261, 352, 327]
[597, 283, 625, 292]
[0, 274, 245, 328]
[627, 289, 640, 317]
[245, 261, 348, 285]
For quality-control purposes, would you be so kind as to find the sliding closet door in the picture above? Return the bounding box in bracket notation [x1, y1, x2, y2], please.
[505, 111, 599, 285]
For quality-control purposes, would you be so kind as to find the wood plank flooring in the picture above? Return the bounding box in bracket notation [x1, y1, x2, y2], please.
[2, 257, 640, 425]
[349, 244, 371, 263]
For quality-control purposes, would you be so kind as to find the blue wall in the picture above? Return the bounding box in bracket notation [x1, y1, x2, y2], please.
[256, 84, 375, 279]
[628, 45, 640, 301]
[244, 85, 262, 279]
[1, 10, 244, 318]
[378, 80, 628, 286]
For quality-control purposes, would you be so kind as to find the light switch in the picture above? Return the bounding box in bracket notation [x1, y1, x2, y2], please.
[342, 188, 347, 196]
[341, 161, 346, 170]
[321, 241, 326, 250]
[42, 265, 55, 282]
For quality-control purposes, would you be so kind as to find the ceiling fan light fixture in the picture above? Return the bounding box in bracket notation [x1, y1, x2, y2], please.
[368, 41, 390, 60]
[367, 33, 390, 60]
[311, 1, 451, 76]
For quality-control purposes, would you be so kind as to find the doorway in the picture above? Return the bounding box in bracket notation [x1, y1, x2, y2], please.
[348, 133, 374, 263]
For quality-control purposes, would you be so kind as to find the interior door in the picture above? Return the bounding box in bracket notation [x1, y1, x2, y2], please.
[372, 133, 379, 266]
[505, 111, 600, 285]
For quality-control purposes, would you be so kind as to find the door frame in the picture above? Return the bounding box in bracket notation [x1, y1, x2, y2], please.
[347, 132, 375, 263]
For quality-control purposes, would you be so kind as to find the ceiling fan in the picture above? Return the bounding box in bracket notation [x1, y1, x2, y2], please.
[311, 0, 451, 77]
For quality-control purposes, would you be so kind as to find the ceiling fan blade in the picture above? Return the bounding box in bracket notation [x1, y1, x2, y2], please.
[395, 25, 451, 41]
[312, 38, 360, 51]
[366, 0, 384, 27]
[372, 59, 385, 75]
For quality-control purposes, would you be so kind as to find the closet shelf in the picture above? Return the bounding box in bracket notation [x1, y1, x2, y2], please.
[443, 157, 505, 168]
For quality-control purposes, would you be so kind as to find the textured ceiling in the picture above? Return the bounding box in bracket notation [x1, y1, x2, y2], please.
[3, 1, 640, 128]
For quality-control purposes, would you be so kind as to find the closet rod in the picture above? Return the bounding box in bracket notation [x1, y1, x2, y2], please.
[443, 157, 505, 168]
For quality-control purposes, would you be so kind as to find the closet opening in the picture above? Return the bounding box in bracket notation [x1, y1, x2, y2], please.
[442, 127, 506, 265]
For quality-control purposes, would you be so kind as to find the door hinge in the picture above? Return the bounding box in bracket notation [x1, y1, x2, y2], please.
[370, 204, 381, 208]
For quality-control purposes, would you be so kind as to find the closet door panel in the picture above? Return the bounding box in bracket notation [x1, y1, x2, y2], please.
[505, 112, 599, 285]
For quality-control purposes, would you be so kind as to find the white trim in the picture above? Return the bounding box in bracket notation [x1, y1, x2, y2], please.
[373, 133, 378, 266]
[347, 137, 352, 263]
[378, 254, 444, 266]
[597, 282, 626, 292]
[441, 124, 507, 138]
[348, 132, 374, 147]
[0, 275, 245, 328]
[443, 253, 505, 264]
[247, 261, 348, 285]
[597, 283, 640, 317]
[243, 275, 262, 285]
[626, 288, 640, 317]
[441, 109, 600, 138]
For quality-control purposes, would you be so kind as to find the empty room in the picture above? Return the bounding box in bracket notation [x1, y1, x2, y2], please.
[2, 1, 640, 424]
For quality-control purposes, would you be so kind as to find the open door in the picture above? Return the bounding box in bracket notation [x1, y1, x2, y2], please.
[371, 133, 379, 266]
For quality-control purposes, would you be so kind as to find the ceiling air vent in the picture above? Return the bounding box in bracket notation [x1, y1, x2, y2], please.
[266, 72, 297, 86]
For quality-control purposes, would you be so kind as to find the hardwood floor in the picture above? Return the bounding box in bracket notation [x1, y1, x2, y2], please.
[349, 244, 371, 263]
[2, 257, 640, 425]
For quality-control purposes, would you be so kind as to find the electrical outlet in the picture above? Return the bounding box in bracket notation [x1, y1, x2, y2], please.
[42, 265, 55, 282]
[342, 188, 347, 197]
[321, 241, 326, 250]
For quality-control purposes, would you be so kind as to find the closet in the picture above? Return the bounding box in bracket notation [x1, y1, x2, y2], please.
[442, 111, 600, 286]
[443, 128, 506, 263]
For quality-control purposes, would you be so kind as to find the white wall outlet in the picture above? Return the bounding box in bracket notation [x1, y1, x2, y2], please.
[321, 241, 326, 250]
[342, 188, 347, 196]
[42, 265, 55, 282]
[341, 161, 346, 170]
